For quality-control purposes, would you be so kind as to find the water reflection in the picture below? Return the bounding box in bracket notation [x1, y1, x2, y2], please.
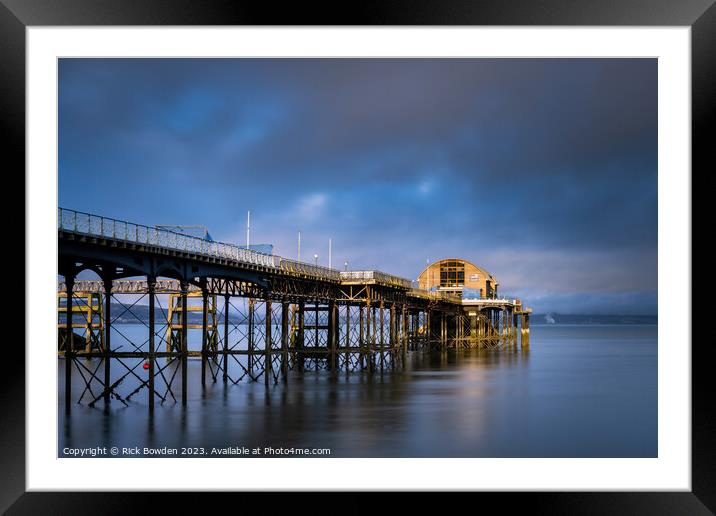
[59, 325, 656, 458]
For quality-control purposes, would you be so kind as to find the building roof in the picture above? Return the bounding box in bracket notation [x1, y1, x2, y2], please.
[417, 258, 495, 282]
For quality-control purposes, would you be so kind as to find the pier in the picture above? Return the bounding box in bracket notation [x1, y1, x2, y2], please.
[58, 208, 531, 412]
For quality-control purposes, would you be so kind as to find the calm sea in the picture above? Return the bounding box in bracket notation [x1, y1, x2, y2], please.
[58, 324, 657, 458]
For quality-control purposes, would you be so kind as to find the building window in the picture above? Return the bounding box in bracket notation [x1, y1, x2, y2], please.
[439, 260, 465, 287]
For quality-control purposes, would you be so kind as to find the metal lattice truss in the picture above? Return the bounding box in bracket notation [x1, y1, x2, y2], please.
[60, 283, 529, 411]
[63, 290, 183, 408]
[58, 207, 531, 412]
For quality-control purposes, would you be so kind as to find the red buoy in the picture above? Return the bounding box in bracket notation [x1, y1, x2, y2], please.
[142, 361, 150, 370]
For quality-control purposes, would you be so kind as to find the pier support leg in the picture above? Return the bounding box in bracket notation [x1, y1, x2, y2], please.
[223, 294, 229, 383]
[328, 299, 336, 372]
[511, 310, 515, 346]
[314, 301, 320, 360]
[521, 313, 530, 349]
[478, 313, 484, 348]
[148, 276, 156, 412]
[297, 300, 305, 372]
[360, 304, 366, 370]
[180, 281, 188, 406]
[379, 301, 385, 370]
[501, 310, 506, 347]
[265, 297, 272, 386]
[484, 312, 489, 348]
[65, 276, 75, 413]
[368, 304, 378, 372]
[503, 310, 508, 346]
[486, 313, 491, 346]
[402, 305, 408, 362]
[281, 301, 289, 381]
[345, 304, 351, 372]
[103, 277, 112, 406]
[389, 303, 395, 367]
[418, 310, 423, 350]
[201, 288, 208, 387]
[248, 298, 255, 375]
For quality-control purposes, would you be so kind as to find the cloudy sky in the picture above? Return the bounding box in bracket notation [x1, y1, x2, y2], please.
[58, 58, 657, 314]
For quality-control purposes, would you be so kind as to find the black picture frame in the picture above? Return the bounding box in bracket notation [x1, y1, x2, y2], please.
[5, 0, 710, 513]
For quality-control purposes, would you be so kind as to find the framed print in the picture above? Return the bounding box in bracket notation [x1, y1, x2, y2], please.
[6, 0, 711, 512]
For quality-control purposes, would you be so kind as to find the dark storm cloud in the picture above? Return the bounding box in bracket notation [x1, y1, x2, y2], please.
[59, 58, 657, 313]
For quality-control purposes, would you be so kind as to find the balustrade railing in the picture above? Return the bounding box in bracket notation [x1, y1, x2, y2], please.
[59, 208, 420, 284]
[339, 270, 412, 288]
[277, 257, 341, 281]
[59, 208, 279, 268]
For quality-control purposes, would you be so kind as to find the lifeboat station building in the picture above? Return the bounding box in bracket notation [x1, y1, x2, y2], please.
[416, 258, 531, 348]
[417, 258, 499, 300]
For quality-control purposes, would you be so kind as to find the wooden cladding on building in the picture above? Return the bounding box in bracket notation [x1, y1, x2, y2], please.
[417, 258, 497, 298]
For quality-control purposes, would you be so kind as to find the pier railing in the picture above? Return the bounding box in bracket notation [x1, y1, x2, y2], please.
[58, 208, 343, 281]
[278, 257, 340, 280]
[408, 288, 460, 301]
[58, 208, 437, 286]
[59, 208, 278, 267]
[57, 279, 201, 294]
[339, 270, 412, 288]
